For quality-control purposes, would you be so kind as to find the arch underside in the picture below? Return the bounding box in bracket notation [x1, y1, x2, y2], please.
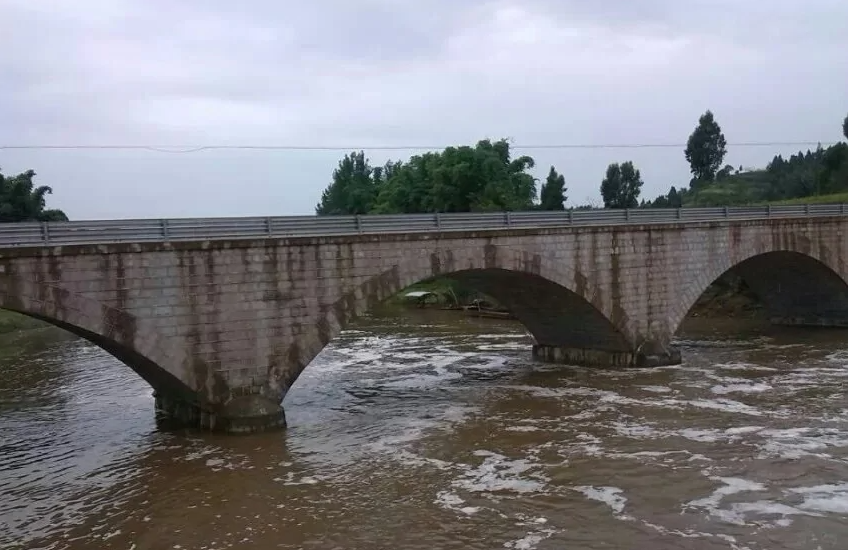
[730, 252, 848, 326]
[1, 308, 197, 404]
[434, 268, 631, 351]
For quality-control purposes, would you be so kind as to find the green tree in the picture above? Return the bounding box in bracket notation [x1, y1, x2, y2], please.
[667, 186, 682, 208]
[843, 113, 848, 141]
[685, 110, 728, 187]
[539, 166, 566, 210]
[600, 161, 643, 209]
[315, 151, 384, 215]
[372, 138, 538, 213]
[0, 168, 68, 223]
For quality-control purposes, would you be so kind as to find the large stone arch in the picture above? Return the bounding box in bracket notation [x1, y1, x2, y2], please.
[0, 278, 202, 405]
[669, 233, 848, 336]
[271, 243, 640, 396]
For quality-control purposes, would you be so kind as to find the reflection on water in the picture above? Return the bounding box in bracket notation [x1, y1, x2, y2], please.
[1, 310, 848, 549]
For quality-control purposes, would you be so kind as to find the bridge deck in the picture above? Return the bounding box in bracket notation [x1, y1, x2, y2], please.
[0, 204, 844, 248]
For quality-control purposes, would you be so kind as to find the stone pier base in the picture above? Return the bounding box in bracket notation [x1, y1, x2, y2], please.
[531, 344, 682, 368]
[770, 316, 848, 328]
[153, 392, 286, 434]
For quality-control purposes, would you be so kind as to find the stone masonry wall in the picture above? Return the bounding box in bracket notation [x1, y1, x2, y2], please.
[0, 217, 846, 428]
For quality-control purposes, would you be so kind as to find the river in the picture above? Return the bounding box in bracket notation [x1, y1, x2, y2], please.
[1, 309, 848, 550]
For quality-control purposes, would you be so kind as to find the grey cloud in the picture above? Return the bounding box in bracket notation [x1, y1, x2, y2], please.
[0, 0, 846, 219]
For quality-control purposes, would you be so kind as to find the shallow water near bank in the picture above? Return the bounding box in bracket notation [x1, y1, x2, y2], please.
[1, 310, 848, 549]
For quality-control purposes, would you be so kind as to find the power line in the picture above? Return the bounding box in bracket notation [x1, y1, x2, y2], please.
[0, 141, 839, 154]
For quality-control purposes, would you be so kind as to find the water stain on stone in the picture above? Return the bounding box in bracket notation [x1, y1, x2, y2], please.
[483, 243, 497, 269]
[609, 231, 625, 327]
[430, 252, 442, 276]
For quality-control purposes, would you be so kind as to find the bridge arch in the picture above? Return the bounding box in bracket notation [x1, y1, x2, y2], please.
[0, 279, 201, 406]
[274, 243, 641, 394]
[670, 243, 848, 336]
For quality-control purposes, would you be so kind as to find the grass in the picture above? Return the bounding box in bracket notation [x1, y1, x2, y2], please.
[762, 192, 848, 206]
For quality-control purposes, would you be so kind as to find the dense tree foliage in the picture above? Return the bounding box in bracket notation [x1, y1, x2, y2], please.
[843, 113, 848, 141]
[539, 166, 567, 210]
[600, 161, 643, 208]
[317, 112, 848, 215]
[316, 139, 549, 215]
[0, 168, 68, 223]
[644, 111, 848, 208]
[315, 152, 392, 215]
[685, 110, 728, 188]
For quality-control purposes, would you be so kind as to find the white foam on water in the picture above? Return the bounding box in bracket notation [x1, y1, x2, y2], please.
[565, 409, 600, 421]
[725, 426, 765, 435]
[572, 485, 628, 517]
[477, 342, 531, 351]
[677, 398, 764, 417]
[677, 428, 723, 442]
[363, 417, 441, 454]
[823, 350, 848, 364]
[639, 385, 673, 393]
[639, 521, 755, 549]
[677, 425, 763, 443]
[730, 500, 818, 526]
[787, 483, 848, 514]
[273, 472, 323, 485]
[685, 477, 768, 525]
[504, 384, 682, 411]
[610, 421, 666, 439]
[714, 362, 778, 372]
[452, 450, 548, 495]
[433, 490, 480, 515]
[756, 427, 848, 459]
[379, 370, 463, 390]
[392, 448, 454, 471]
[503, 529, 556, 550]
[505, 425, 541, 432]
[711, 383, 773, 395]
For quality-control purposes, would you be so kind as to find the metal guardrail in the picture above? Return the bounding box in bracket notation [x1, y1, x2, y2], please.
[0, 204, 844, 248]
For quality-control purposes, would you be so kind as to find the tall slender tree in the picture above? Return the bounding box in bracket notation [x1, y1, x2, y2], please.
[539, 166, 567, 210]
[685, 110, 728, 187]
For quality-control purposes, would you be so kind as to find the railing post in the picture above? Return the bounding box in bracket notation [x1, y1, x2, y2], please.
[676, 208, 681, 220]
[355, 215, 362, 234]
[41, 222, 50, 244]
[805, 204, 810, 216]
[505, 211, 511, 227]
[625, 209, 631, 223]
[767, 204, 771, 217]
[160, 219, 169, 240]
[265, 217, 273, 236]
[435, 212, 441, 230]
[723, 206, 729, 218]
[568, 210, 573, 225]
[842, 203, 846, 216]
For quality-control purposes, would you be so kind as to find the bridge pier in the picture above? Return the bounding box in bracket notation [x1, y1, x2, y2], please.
[531, 344, 682, 368]
[153, 392, 286, 434]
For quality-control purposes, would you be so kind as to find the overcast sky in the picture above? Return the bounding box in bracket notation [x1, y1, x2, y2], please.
[1, 0, 846, 220]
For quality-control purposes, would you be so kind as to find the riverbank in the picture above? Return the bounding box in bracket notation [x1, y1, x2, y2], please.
[687, 272, 764, 319]
[0, 310, 48, 335]
[390, 275, 764, 319]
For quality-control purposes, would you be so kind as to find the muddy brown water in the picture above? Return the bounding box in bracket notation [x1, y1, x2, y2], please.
[1, 309, 848, 550]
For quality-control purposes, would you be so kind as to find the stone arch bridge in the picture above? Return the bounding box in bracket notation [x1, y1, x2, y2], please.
[1, 207, 847, 432]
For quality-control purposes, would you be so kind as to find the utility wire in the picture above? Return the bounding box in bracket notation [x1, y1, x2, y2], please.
[0, 141, 839, 154]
